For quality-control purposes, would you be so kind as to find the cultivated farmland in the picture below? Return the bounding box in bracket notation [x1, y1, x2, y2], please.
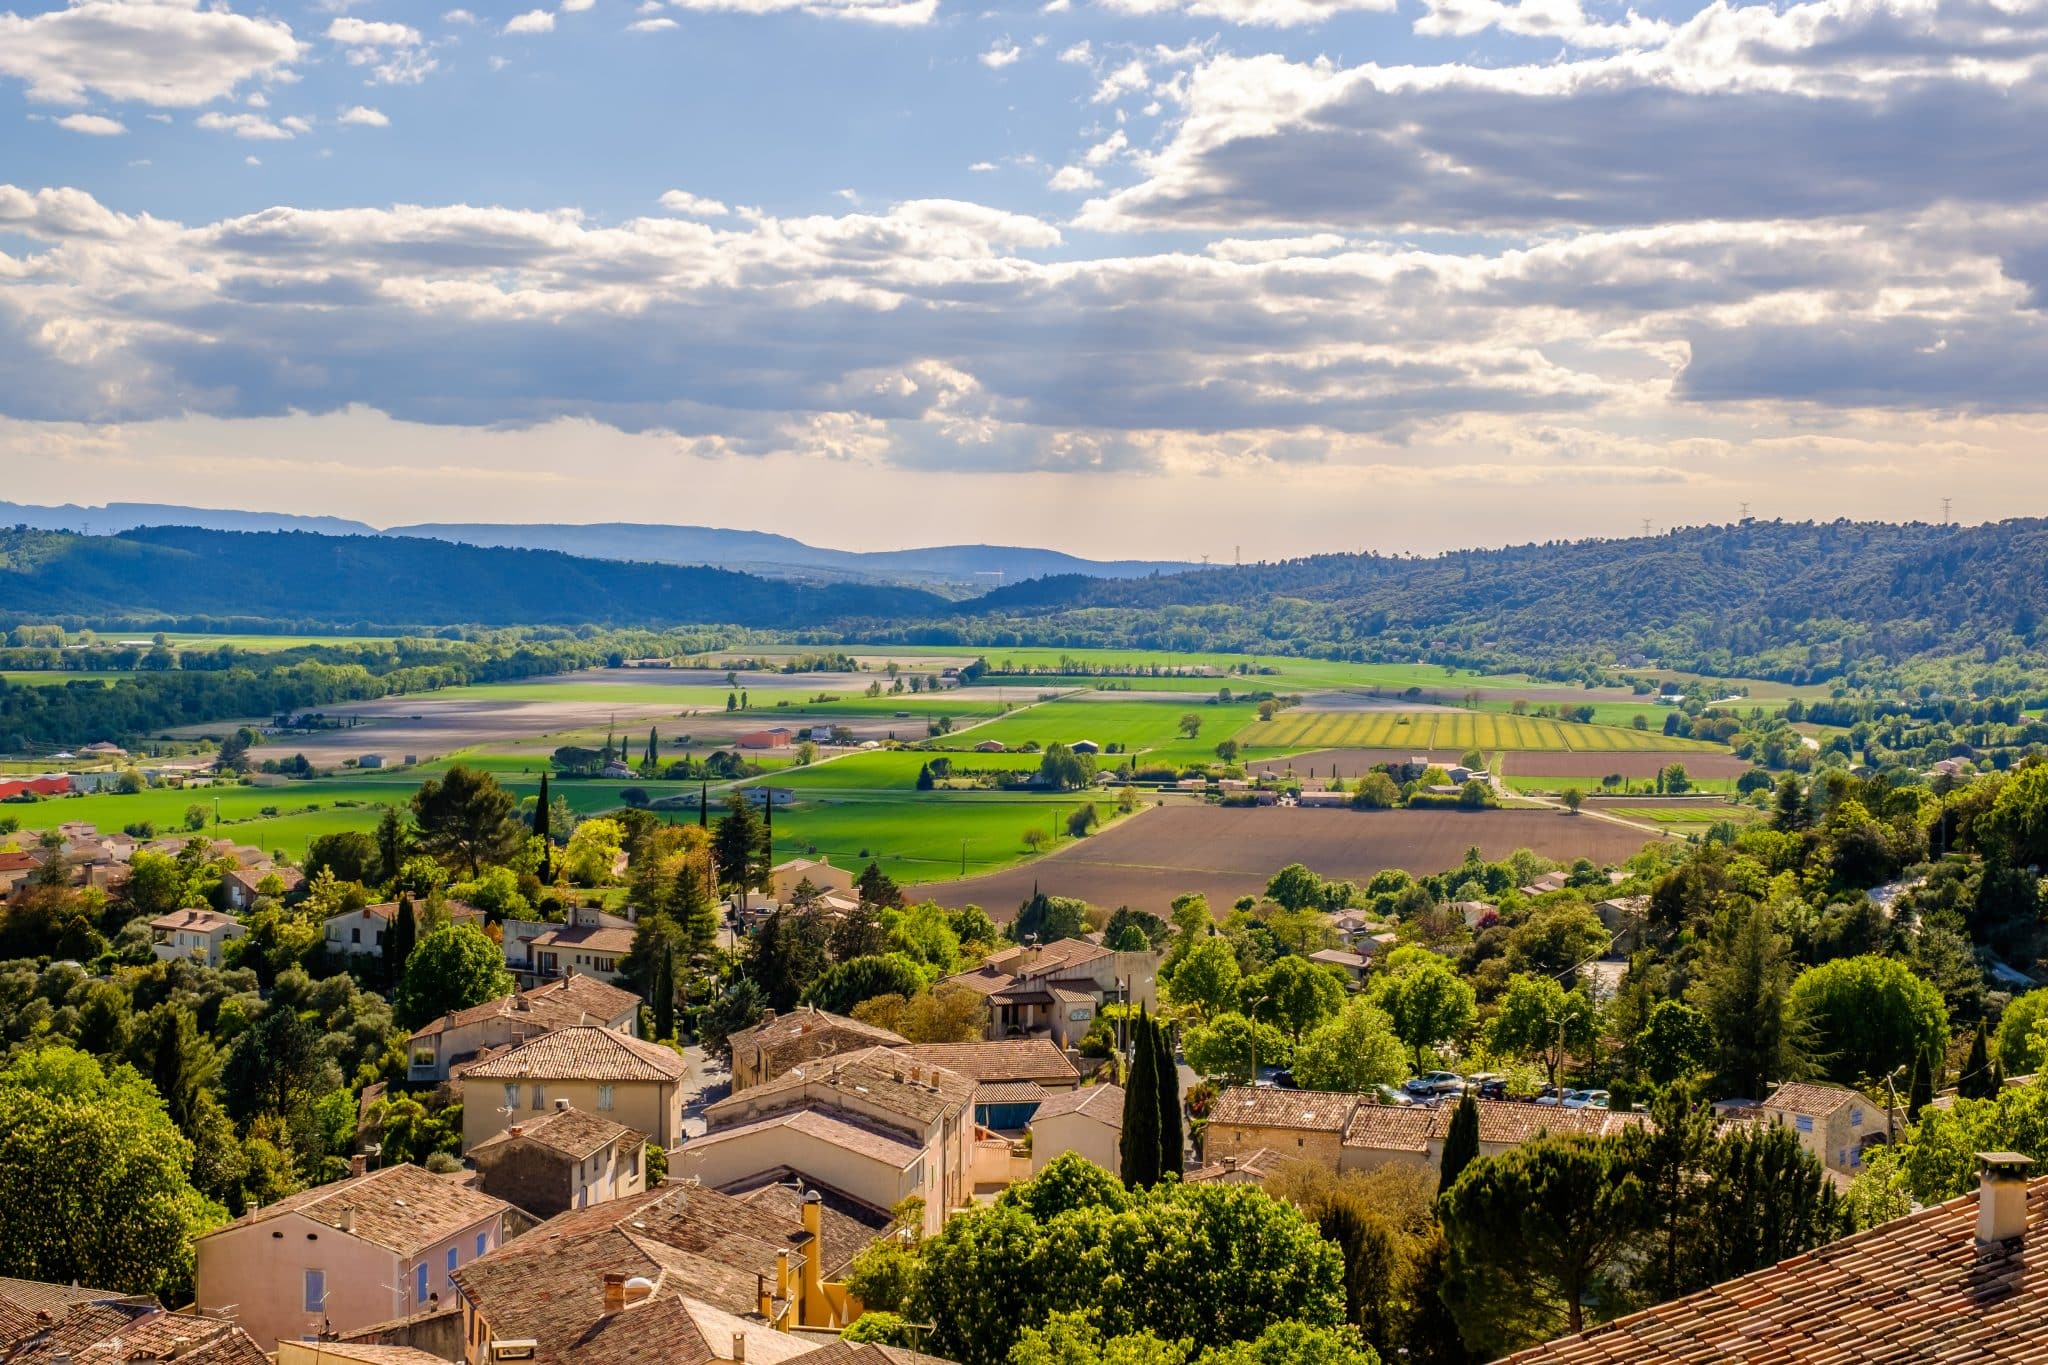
[1252, 747, 1755, 780]
[1244, 710, 1725, 753]
[914, 804, 1664, 914]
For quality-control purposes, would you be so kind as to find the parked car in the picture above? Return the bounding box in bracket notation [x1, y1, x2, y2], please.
[1404, 1071, 1465, 1097]
[1465, 1072, 1508, 1100]
[1271, 1068, 1299, 1090]
[1573, 1090, 1612, 1111]
[1374, 1084, 1416, 1107]
[1533, 1086, 1577, 1107]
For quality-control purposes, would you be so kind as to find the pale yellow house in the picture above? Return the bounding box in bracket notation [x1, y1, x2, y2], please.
[1029, 1084, 1123, 1173]
[149, 908, 245, 968]
[1763, 1081, 1894, 1174]
[194, 1161, 514, 1350]
[770, 857, 854, 903]
[408, 974, 641, 1083]
[685, 1046, 974, 1236]
[457, 1025, 690, 1151]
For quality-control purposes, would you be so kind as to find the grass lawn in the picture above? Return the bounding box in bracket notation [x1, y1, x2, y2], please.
[1242, 710, 1726, 753]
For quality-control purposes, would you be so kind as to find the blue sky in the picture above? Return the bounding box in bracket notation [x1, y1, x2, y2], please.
[2, 0, 2045, 557]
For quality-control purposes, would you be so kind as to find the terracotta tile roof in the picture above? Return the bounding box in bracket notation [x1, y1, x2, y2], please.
[728, 1007, 908, 1079]
[1183, 1147, 1283, 1184]
[1209, 1087, 1359, 1133]
[450, 1184, 814, 1360]
[1308, 949, 1368, 969]
[1342, 1104, 1435, 1153]
[792, 1342, 959, 1365]
[687, 1108, 925, 1170]
[357, 899, 482, 926]
[981, 938, 1113, 976]
[76, 1315, 268, 1365]
[731, 1181, 891, 1279]
[469, 1105, 643, 1161]
[148, 909, 239, 932]
[282, 1345, 452, 1365]
[932, 971, 1010, 998]
[461, 1027, 690, 1083]
[704, 1047, 973, 1133]
[1763, 1081, 1874, 1118]
[1498, 1176, 2048, 1364]
[0, 1278, 130, 1318]
[894, 1040, 1078, 1087]
[413, 975, 642, 1039]
[205, 1161, 510, 1257]
[1032, 1084, 1124, 1125]
[3, 1302, 161, 1365]
[974, 1081, 1053, 1109]
[530, 924, 637, 955]
[1438, 1100, 1653, 1146]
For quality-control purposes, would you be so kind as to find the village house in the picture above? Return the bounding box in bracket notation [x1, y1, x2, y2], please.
[1029, 1084, 1124, 1173]
[1306, 947, 1370, 985]
[458, 1026, 691, 1151]
[1501, 1153, 2048, 1364]
[465, 1101, 646, 1218]
[505, 905, 637, 988]
[222, 864, 305, 910]
[1182, 1147, 1283, 1186]
[195, 1160, 515, 1350]
[409, 974, 642, 1083]
[0, 1285, 269, 1365]
[327, 900, 486, 964]
[276, 1342, 454, 1365]
[1761, 1081, 1895, 1175]
[1204, 1089, 1650, 1175]
[938, 938, 1160, 1048]
[0, 850, 42, 895]
[682, 1046, 975, 1237]
[448, 1181, 875, 1353]
[727, 1007, 909, 1092]
[149, 908, 245, 968]
[1595, 895, 1650, 954]
[769, 857, 855, 903]
[895, 1038, 1080, 1129]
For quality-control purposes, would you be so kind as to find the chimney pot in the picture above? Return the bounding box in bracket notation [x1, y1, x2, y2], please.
[336, 1205, 354, 1234]
[731, 1333, 746, 1364]
[349, 1153, 367, 1178]
[602, 1274, 627, 1315]
[1977, 1151, 2033, 1247]
[508, 1126, 524, 1138]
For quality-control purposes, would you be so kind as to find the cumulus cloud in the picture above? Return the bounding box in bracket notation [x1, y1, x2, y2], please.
[502, 9, 555, 32]
[1049, 164, 1101, 190]
[196, 110, 295, 139]
[337, 104, 388, 126]
[666, 0, 936, 22]
[1095, 0, 1393, 23]
[981, 40, 1022, 66]
[628, 16, 678, 28]
[659, 189, 730, 216]
[0, 0, 301, 107]
[55, 112, 125, 135]
[1082, 0, 2048, 234]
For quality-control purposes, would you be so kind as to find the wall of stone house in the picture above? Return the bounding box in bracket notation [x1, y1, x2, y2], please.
[1206, 1123, 1344, 1168]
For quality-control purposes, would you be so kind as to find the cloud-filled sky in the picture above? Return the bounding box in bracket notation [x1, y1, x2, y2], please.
[2, 0, 2045, 558]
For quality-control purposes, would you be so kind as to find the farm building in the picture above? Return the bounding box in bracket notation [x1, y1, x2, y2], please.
[357, 753, 386, 769]
[1070, 740, 1100, 754]
[736, 727, 795, 750]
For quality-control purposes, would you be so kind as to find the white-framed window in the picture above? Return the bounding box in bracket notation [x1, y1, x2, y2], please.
[304, 1269, 325, 1313]
[596, 1085, 614, 1111]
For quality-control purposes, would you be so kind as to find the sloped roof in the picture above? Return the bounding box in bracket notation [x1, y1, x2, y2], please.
[282, 1345, 452, 1365]
[1438, 1100, 1652, 1145]
[148, 909, 239, 932]
[731, 1181, 891, 1279]
[1342, 1103, 1435, 1153]
[1209, 1087, 1358, 1133]
[727, 1007, 908, 1078]
[974, 1081, 1054, 1109]
[1763, 1082, 1877, 1119]
[686, 1108, 924, 1169]
[529, 924, 636, 955]
[468, 1105, 643, 1161]
[0, 1277, 130, 1318]
[895, 1039, 1078, 1087]
[704, 1046, 973, 1132]
[413, 975, 642, 1039]
[204, 1161, 510, 1257]
[1499, 1177, 2048, 1364]
[460, 1026, 690, 1083]
[794, 1342, 960, 1365]
[1032, 1083, 1123, 1126]
[1183, 1146, 1284, 1184]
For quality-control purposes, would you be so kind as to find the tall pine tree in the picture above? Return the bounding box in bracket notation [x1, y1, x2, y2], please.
[1439, 1091, 1481, 1196]
[1153, 1013, 1183, 1177]
[1120, 1008, 1163, 1188]
[699, 783, 710, 827]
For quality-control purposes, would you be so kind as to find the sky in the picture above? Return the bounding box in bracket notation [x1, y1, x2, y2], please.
[2, 0, 2046, 560]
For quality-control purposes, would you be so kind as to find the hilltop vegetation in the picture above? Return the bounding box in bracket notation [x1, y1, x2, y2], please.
[921, 519, 2048, 685]
[0, 527, 948, 630]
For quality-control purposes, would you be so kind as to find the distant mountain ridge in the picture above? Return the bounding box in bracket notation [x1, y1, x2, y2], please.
[0, 502, 1194, 589]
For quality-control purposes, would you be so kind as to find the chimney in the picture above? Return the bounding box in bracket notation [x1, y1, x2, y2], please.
[798, 1192, 826, 1318]
[1222, 1156, 1238, 1172]
[508, 1126, 524, 1138]
[756, 1274, 772, 1321]
[1977, 1152, 2033, 1248]
[731, 1333, 747, 1364]
[349, 1154, 367, 1178]
[336, 1205, 354, 1234]
[602, 1274, 628, 1316]
[513, 997, 530, 1012]
[774, 1250, 790, 1304]
[555, 1098, 571, 1112]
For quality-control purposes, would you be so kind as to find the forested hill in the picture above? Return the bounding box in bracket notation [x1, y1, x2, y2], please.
[940, 520, 2048, 682]
[0, 526, 950, 629]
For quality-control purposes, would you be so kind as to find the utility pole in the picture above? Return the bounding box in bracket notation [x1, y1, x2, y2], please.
[1941, 497, 1952, 525]
[1641, 518, 1652, 537]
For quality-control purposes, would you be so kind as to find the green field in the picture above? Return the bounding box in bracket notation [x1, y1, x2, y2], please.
[0, 671, 124, 687]
[1247, 710, 1724, 753]
[766, 792, 1126, 885]
[749, 750, 1046, 791]
[1503, 774, 1743, 796]
[914, 697, 1254, 760]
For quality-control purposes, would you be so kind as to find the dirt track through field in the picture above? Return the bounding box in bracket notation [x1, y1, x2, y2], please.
[915, 804, 1665, 914]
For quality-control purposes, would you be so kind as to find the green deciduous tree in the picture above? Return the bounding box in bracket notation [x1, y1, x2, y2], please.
[393, 923, 513, 1029]
[1264, 863, 1324, 913]
[1181, 1012, 1287, 1084]
[802, 953, 931, 1014]
[1487, 975, 1599, 1095]
[1293, 998, 1408, 1094]
[1634, 1000, 1716, 1087]
[1370, 946, 1477, 1071]
[1165, 936, 1240, 1020]
[1247, 956, 1345, 1041]
[1787, 954, 1948, 1087]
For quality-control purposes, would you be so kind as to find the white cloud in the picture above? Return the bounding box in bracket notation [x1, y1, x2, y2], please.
[326, 17, 421, 47]
[1413, 0, 1667, 47]
[246, 91, 268, 107]
[561, 0, 597, 11]
[443, 7, 477, 20]
[1094, 0, 1392, 22]
[1082, 130, 1126, 166]
[628, 16, 679, 28]
[502, 9, 555, 32]
[196, 110, 295, 139]
[666, 0, 936, 22]
[1058, 39, 1091, 62]
[337, 104, 389, 126]
[659, 189, 730, 216]
[281, 114, 312, 134]
[1090, 58, 1146, 103]
[0, 0, 301, 107]
[1049, 164, 1100, 190]
[969, 160, 998, 171]
[243, 154, 260, 164]
[981, 40, 1022, 67]
[55, 112, 125, 135]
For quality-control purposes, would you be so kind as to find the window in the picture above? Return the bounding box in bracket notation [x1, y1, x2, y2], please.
[350, 927, 361, 944]
[415, 1263, 428, 1304]
[375, 929, 385, 946]
[1795, 1115, 1814, 1133]
[531, 1084, 545, 1109]
[504, 1084, 519, 1111]
[447, 1247, 458, 1278]
[596, 1085, 614, 1112]
[1850, 1107, 1863, 1127]
[303, 1269, 325, 1313]
[476, 1232, 489, 1257]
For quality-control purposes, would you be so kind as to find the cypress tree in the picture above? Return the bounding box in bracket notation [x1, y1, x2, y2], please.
[534, 773, 553, 883]
[652, 944, 676, 1041]
[1962, 1021, 1996, 1100]
[726, 692, 738, 713]
[383, 893, 417, 994]
[916, 763, 934, 791]
[1438, 1091, 1481, 1196]
[1153, 1013, 1183, 1177]
[700, 782, 709, 828]
[646, 727, 659, 771]
[1120, 1009, 1162, 1188]
[1907, 1051, 1933, 1121]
